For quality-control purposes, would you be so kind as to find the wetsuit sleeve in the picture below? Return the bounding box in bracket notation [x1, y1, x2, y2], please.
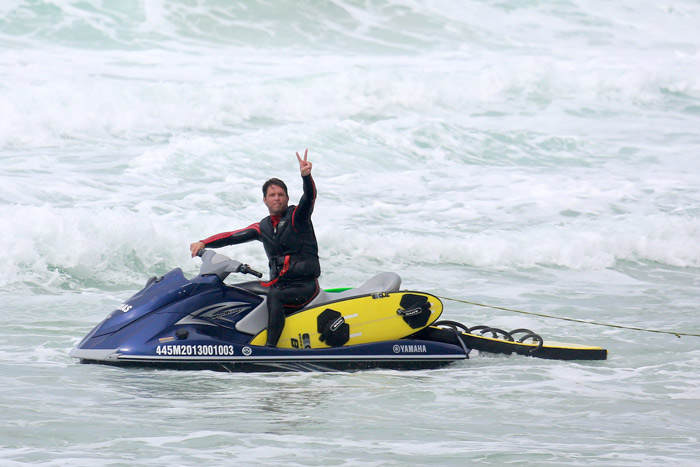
[291, 175, 316, 229]
[200, 223, 261, 248]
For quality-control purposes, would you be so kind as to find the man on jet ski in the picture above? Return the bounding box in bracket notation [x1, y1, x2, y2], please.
[189, 149, 321, 347]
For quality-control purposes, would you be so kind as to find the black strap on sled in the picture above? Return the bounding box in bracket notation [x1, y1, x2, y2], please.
[317, 308, 350, 347]
[397, 294, 432, 329]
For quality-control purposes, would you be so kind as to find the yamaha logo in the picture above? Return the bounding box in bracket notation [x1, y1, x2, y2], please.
[242, 346, 252, 356]
[392, 344, 428, 353]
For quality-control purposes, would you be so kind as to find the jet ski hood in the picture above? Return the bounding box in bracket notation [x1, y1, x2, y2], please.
[83, 268, 194, 339]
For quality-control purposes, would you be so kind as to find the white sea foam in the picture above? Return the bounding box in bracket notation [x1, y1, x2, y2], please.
[2, 1, 700, 465]
[2, 38, 699, 149]
[1, 185, 698, 292]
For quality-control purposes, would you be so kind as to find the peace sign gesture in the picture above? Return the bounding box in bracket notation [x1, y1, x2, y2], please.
[296, 148, 312, 176]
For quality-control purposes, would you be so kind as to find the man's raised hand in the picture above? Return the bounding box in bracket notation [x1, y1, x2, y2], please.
[296, 149, 312, 176]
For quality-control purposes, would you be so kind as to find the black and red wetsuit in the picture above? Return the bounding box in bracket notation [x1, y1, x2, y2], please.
[199, 174, 320, 347]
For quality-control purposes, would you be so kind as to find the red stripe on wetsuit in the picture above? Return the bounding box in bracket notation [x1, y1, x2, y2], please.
[200, 223, 261, 247]
[259, 215, 287, 286]
[260, 254, 289, 287]
[292, 175, 316, 231]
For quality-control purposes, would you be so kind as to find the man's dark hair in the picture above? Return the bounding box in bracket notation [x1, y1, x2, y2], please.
[262, 178, 288, 197]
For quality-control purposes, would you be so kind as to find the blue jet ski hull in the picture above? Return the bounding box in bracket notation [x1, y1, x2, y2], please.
[72, 339, 468, 372]
[70, 251, 469, 372]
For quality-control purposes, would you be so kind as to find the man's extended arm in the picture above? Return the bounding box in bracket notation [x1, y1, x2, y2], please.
[190, 223, 261, 257]
[291, 149, 316, 227]
[292, 175, 316, 226]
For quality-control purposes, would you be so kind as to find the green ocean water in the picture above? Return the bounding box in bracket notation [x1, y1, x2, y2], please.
[2, 1, 700, 465]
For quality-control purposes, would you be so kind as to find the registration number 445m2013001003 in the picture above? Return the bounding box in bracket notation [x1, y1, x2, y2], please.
[154, 344, 236, 356]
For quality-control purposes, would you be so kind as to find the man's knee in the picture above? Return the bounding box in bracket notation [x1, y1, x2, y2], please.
[267, 287, 281, 301]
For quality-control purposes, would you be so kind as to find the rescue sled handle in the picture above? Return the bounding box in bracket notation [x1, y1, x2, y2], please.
[196, 249, 263, 281]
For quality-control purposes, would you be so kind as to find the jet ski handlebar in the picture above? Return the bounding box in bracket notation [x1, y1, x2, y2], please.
[196, 249, 263, 281]
[238, 263, 263, 278]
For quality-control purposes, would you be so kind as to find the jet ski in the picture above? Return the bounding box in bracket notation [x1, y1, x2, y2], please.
[70, 250, 607, 372]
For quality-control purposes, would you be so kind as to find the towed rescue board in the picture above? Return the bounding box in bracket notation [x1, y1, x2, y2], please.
[250, 292, 443, 349]
[416, 326, 608, 361]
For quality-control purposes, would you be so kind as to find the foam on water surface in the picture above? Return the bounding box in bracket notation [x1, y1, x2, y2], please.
[2, 0, 700, 464]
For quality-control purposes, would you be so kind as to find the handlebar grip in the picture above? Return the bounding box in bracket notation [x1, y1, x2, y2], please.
[239, 264, 263, 278]
[250, 269, 263, 278]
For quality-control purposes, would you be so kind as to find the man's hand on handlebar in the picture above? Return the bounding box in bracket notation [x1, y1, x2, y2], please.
[190, 241, 205, 257]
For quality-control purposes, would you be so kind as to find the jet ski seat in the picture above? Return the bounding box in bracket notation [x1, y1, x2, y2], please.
[306, 272, 402, 308]
[235, 272, 402, 336]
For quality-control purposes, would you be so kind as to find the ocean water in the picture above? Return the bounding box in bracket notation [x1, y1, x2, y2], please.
[2, 0, 700, 465]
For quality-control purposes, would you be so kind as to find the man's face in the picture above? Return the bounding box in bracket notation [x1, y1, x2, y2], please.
[264, 185, 289, 216]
